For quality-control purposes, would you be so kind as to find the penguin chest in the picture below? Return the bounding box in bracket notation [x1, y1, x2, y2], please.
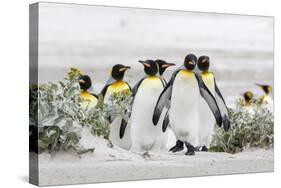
[133, 77, 163, 119]
[201, 73, 215, 94]
[131, 77, 164, 143]
[169, 70, 200, 142]
[104, 81, 130, 102]
[199, 73, 216, 125]
[171, 70, 200, 108]
[80, 91, 98, 109]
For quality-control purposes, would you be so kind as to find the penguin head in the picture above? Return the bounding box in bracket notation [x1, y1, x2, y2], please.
[78, 75, 92, 91]
[243, 91, 254, 103]
[256, 83, 272, 95]
[198, 56, 210, 72]
[155, 59, 175, 76]
[139, 60, 158, 76]
[184, 54, 197, 70]
[111, 64, 131, 81]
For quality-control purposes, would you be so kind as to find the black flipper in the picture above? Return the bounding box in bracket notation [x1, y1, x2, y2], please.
[195, 73, 223, 127]
[90, 93, 99, 99]
[120, 118, 127, 139]
[162, 109, 170, 132]
[119, 82, 133, 139]
[214, 78, 230, 131]
[153, 69, 181, 125]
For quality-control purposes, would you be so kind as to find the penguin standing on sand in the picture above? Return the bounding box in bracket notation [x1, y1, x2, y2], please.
[256, 83, 273, 112]
[129, 60, 166, 154]
[196, 56, 230, 152]
[79, 75, 98, 109]
[154, 59, 176, 150]
[153, 54, 223, 155]
[101, 64, 132, 150]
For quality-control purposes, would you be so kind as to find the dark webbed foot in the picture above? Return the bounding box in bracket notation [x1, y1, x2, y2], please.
[195, 146, 201, 151]
[185, 142, 195, 155]
[169, 140, 184, 153]
[201, 145, 208, 152]
[195, 146, 208, 152]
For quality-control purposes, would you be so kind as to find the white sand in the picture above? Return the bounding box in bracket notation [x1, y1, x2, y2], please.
[37, 136, 274, 186]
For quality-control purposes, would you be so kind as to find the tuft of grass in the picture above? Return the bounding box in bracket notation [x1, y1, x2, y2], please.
[210, 98, 274, 154]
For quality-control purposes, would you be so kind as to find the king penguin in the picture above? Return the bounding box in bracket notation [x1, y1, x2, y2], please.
[153, 59, 176, 150]
[256, 83, 273, 112]
[78, 75, 98, 109]
[241, 91, 255, 115]
[196, 56, 230, 152]
[153, 54, 223, 155]
[129, 60, 166, 154]
[100, 64, 132, 150]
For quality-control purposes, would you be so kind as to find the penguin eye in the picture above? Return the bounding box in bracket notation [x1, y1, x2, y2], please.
[188, 61, 193, 65]
[144, 63, 151, 68]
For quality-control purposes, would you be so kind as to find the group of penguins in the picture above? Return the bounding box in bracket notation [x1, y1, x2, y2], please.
[242, 84, 273, 113]
[78, 54, 231, 156]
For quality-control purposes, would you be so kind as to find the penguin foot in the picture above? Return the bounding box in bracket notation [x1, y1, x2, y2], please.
[201, 146, 208, 152]
[169, 140, 184, 153]
[185, 150, 195, 155]
[195, 146, 208, 152]
[185, 142, 195, 156]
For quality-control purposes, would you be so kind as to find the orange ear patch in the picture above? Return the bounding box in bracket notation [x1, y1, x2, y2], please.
[144, 63, 151, 67]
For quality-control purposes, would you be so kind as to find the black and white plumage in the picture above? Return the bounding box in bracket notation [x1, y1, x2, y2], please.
[196, 56, 230, 152]
[129, 60, 167, 153]
[100, 64, 132, 150]
[153, 54, 222, 155]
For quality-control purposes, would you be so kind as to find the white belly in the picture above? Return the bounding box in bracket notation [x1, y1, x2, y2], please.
[198, 82, 216, 147]
[130, 78, 164, 152]
[169, 73, 200, 146]
[109, 117, 132, 150]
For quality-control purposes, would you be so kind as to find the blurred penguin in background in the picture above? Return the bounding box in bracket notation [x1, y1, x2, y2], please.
[100, 64, 132, 150]
[256, 83, 273, 112]
[241, 91, 255, 115]
[79, 75, 98, 109]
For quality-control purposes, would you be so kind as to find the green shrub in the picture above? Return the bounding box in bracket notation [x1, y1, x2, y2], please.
[210, 98, 274, 154]
[29, 68, 132, 155]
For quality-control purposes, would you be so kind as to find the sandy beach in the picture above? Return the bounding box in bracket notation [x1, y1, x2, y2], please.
[37, 136, 274, 186]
